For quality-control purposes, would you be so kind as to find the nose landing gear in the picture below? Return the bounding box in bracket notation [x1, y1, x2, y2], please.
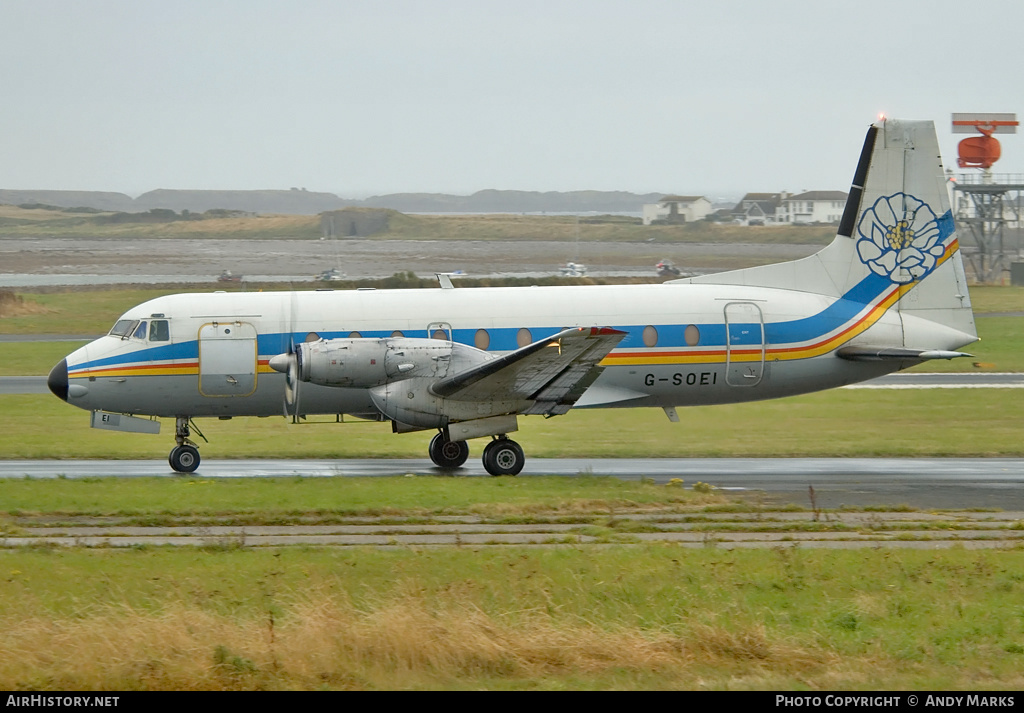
[168, 416, 202, 473]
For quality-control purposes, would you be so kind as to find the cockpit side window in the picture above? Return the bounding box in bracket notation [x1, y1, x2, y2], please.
[150, 320, 170, 342]
[132, 321, 148, 340]
[109, 319, 138, 338]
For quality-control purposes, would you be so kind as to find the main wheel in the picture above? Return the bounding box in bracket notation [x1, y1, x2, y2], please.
[169, 444, 201, 473]
[429, 433, 470, 469]
[482, 438, 524, 476]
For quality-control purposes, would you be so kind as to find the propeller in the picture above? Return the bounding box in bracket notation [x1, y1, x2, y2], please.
[273, 290, 302, 422]
[268, 350, 299, 414]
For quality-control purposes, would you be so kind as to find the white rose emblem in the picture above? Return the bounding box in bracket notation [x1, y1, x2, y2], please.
[856, 193, 946, 284]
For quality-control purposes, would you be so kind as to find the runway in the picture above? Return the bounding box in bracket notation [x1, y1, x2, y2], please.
[4, 457, 1023, 510]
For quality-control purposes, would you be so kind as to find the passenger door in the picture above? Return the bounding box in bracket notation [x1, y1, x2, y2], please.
[198, 321, 258, 396]
[724, 302, 765, 387]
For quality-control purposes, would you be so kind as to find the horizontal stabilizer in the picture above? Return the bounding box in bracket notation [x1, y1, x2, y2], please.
[430, 327, 626, 414]
[837, 346, 972, 362]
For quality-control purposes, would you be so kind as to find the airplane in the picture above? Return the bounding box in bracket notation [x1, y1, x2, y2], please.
[47, 118, 978, 475]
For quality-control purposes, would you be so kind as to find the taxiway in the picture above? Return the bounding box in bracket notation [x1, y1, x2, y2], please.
[3, 457, 1023, 510]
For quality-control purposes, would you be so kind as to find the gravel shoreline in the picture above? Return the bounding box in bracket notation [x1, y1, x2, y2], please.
[0, 237, 818, 285]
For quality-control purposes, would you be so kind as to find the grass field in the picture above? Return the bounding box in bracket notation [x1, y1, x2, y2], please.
[0, 543, 1021, 690]
[1, 387, 1022, 460]
[0, 473, 712, 516]
[1, 477, 1023, 691]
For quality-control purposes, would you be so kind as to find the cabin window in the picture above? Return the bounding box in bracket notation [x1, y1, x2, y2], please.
[431, 329, 447, 340]
[109, 319, 137, 338]
[642, 325, 658, 347]
[349, 331, 362, 338]
[132, 321, 148, 340]
[391, 330, 404, 338]
[305, 332, 320, 342]
[516, 328, 532, 348]
[684, 324, 700, 347]
[474, 329, 490, 350]
[149, 320, 170, 342]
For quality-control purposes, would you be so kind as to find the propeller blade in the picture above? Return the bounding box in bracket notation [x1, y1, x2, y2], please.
[278, 290, 301, 421]
[286, 355, 299, 408]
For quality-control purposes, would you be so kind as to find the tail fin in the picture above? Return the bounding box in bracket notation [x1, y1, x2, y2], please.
[679, 118, 977, 350]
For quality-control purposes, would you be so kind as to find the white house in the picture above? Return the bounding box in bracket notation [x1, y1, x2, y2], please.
[776, 191, 848, 224]
[642, 195, 713, 225]
[731, 193, 786, 225]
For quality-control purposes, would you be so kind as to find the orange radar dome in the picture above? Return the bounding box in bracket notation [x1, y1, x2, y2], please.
[957, 134, 1001, 169]
[952, 114, 1018, 169]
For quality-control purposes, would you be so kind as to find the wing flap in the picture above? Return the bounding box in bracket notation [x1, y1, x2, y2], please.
[431, 327, 626, 414]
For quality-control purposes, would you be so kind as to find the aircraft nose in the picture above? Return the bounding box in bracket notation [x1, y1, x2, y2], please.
[47, 359, 69, 402]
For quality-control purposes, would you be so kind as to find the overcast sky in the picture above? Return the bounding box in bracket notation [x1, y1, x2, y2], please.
[1, 0, 1021, 199]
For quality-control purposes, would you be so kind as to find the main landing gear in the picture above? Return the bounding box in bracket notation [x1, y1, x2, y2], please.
[168, 416, 202, 473]
[428, 431, 525, 476]
[482, 437, 525, 476]
[429, 432, 470, 469]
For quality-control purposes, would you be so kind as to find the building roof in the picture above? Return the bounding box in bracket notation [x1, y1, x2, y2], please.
[784, 191, 848, 201]
[659, 195, 707, 204]
[733, 193, 782, 214]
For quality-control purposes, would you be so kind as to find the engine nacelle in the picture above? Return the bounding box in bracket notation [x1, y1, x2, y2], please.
[368, 377, 528, 429]
[294, 337, 490, 389]
[295, 338, 389, 387]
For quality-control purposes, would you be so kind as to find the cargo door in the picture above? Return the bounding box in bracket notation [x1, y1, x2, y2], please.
[198, 321, 258, 396]
[724, 302, 765, 387]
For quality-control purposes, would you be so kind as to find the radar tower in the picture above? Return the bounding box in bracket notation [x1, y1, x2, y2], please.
[950, 113, 1022, 284]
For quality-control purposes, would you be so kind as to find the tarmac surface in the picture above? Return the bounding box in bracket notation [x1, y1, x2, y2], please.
[4, 457, 1024, 510]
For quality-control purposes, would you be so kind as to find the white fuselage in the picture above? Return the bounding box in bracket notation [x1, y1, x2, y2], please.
[58, 279, 939, 421]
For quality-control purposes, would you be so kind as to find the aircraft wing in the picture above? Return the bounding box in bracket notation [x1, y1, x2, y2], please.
[430, 327, 626, 415]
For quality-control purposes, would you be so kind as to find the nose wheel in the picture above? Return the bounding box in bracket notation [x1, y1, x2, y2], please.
[169, 444, 201, 473]
[482, 437, 524, 476]
[169, 416, 202, 473]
